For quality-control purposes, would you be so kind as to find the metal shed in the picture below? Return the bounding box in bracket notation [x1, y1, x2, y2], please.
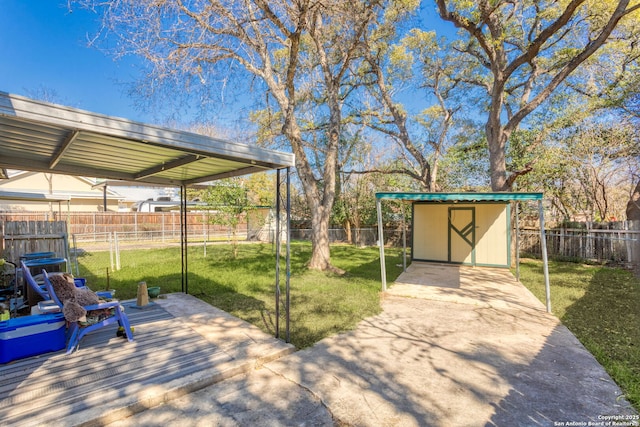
[0, 91, 296, 339]
[376, 192, 551, 312]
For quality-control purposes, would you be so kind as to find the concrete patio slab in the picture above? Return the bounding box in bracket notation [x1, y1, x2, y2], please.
[265, 295, 635, 426]
[61, 263, 639, 426]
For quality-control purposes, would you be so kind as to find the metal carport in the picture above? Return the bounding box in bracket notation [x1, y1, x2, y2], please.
[376, 192, 552, 313]
[0, 91, 295, 339]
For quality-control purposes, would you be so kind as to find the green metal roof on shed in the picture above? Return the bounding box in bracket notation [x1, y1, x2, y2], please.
[375, 192, 543, 202]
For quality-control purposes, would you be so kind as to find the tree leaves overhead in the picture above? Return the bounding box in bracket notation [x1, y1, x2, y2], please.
[76, 0, 640, 233]
[435, 0, 640, 190]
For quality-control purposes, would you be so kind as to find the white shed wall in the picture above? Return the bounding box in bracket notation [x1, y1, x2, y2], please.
[412, 202, 510, 267]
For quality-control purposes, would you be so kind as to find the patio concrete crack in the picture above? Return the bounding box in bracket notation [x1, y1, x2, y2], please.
[263, 364, 349, 427]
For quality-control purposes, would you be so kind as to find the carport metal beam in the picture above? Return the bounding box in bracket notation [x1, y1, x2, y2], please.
[134, 154, 203, 180]
[375, 192, 551, 313]
[50, 130, 80, 169]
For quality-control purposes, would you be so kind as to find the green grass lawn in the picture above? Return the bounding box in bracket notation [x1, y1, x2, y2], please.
[75, 244, 638, 411]
[517, 258, 640, 411]
[75, 241, 405, 349]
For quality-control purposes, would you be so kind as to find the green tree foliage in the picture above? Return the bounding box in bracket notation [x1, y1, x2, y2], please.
[244, 172, 276, 207]
[75, 0, 640, 244]
[203, 179, 251, 258]
[77, 0, 392, 271]
[433, 0, 640, 191]
[332, 164, 416, 244]
[437, 132, 490, 191]
[516, 118, 639, 222]
[356, 9, 464, 192]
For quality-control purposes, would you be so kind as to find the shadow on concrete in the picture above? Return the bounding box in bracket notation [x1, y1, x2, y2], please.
[98, 262, 639, 426]
[11, 261, 635, 426]
[487, 323, 636, 426]
[265, 263, 637, 426]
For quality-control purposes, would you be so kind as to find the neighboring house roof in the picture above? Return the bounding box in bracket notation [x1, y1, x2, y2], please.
[0, 190, 70, 202]
[0, 171, 122, 201]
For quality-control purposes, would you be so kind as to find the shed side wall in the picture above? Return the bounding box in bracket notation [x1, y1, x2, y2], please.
[413, 204, 449, 261]
[474, 203, 509, 266]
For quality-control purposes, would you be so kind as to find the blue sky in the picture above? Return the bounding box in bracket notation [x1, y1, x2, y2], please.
[0, 1, 453, 128]
[0, 1, 151, 122]
[0, 0, 297, 130]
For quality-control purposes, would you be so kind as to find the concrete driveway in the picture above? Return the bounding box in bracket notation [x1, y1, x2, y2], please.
[109, 263, 637, 427]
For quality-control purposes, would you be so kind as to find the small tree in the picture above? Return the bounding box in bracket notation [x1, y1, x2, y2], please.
[627, 180, 640, 221]
[203, 180, 251, 258]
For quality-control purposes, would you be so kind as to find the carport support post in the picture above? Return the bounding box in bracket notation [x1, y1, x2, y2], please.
[103, 184, 107, 212]
[401, 201, 407, 272]
[538, 200, 551, 313]
[273, 167, 292, 342]
[180, 185, 188, 294]
[275, 170, 281, 339]
[377, 197, 387, 291]
[515, 202, 520, 281]
[285, 167, 291, 343]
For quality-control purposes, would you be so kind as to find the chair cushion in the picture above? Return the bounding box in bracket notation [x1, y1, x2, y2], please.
[48, 274, 77, 304]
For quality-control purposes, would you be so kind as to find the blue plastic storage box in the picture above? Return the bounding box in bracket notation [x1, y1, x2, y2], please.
[0, 313, 66, 363]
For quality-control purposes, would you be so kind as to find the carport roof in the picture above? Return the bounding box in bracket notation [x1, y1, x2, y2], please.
[376, 192, 543, 202]
[0, 92, 295, 186]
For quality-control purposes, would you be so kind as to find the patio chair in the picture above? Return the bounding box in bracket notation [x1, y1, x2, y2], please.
[42, 269, 134, 354]
[21, 261, 90, 302]
[21, 260, 50, 301]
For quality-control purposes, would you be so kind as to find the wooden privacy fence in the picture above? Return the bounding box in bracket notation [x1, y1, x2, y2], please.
[2, 214, 639, 273]
[0, 211, 262, 243]
[0, 221, 69, 264]
[520, 220, 640, 269]
[290, 228, 408, 247]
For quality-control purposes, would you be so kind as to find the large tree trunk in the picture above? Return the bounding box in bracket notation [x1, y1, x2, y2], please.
[308, 204, 332, 270]
[486, 120, 510, 191]
[282, 104, 337, 271]
[627, 180, 640, 220]
[306, 86, 340, 270]
[286, 127, 335, 271]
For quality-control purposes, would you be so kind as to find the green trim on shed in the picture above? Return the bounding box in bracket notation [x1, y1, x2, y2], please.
[376, 192, 543, 202]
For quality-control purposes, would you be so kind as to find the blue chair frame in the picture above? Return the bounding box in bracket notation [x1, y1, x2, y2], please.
[20, 260, 49, 301]
[42, 269, 134, 354]
[21, 261, 90, 301]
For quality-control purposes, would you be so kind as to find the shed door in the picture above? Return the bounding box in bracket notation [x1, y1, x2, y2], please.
[448, 207, 476, 265]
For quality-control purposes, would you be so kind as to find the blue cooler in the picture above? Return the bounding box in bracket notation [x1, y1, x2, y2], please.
[0, 313, 66, 363]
